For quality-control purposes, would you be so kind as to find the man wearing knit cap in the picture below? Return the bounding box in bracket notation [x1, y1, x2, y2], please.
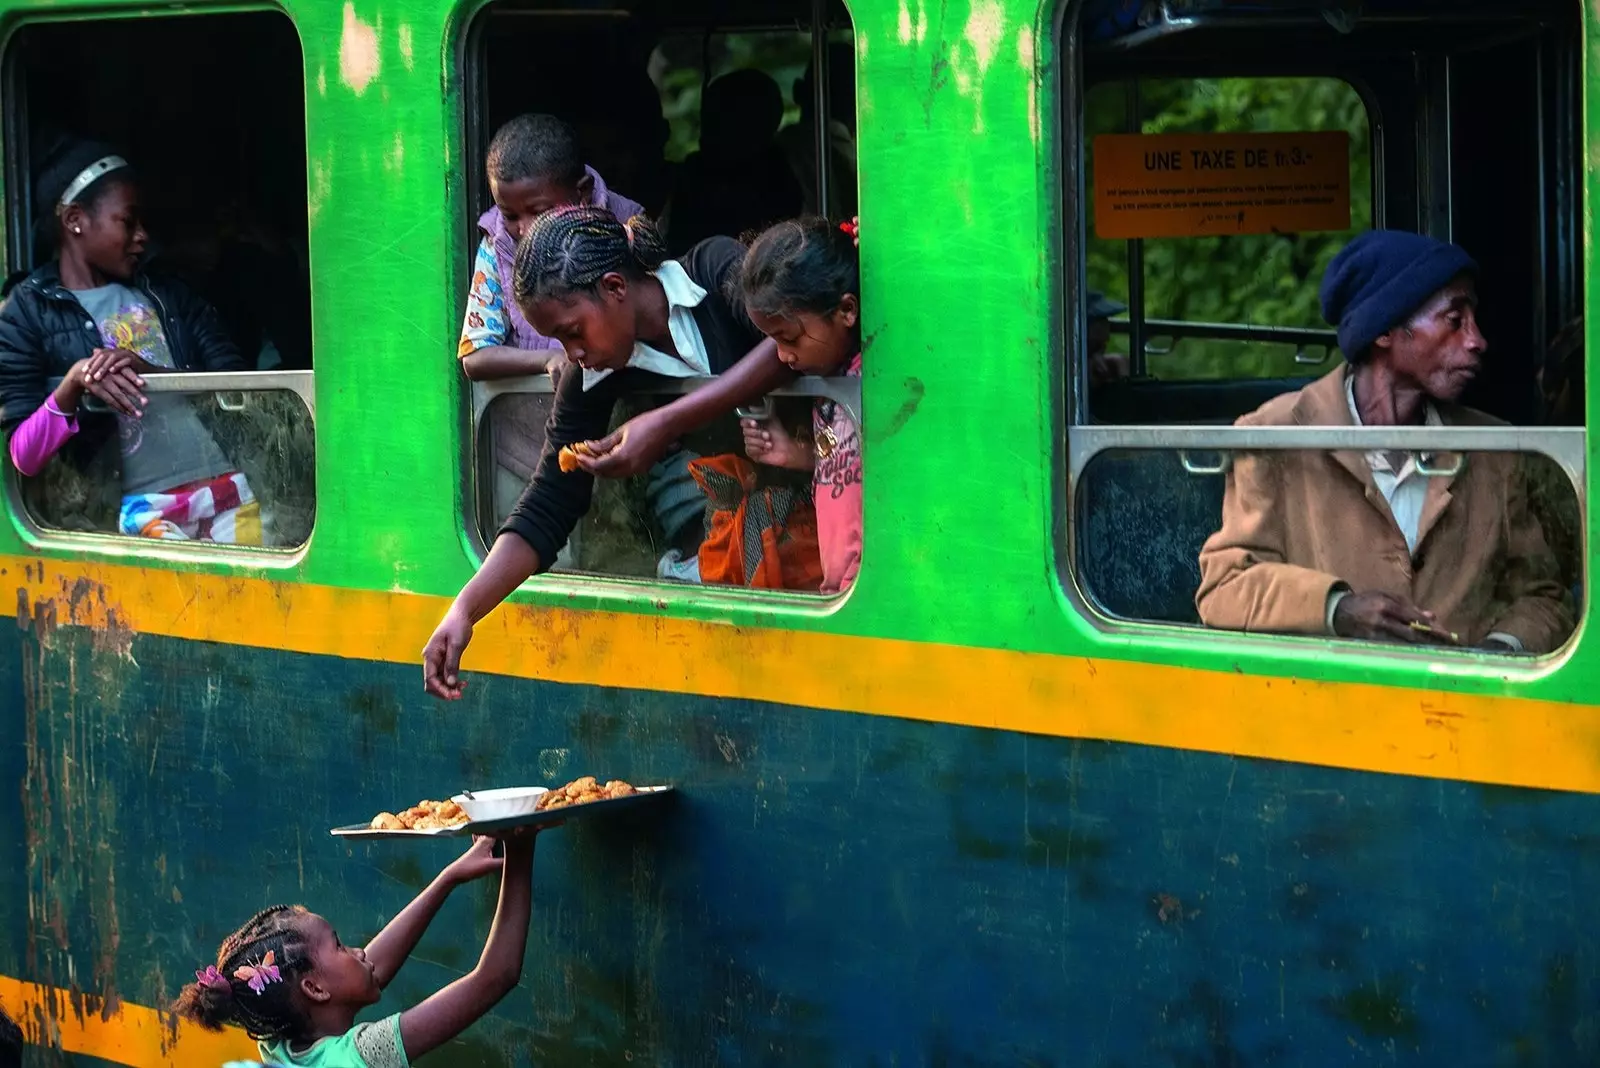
[1195, 230, 1573, 653]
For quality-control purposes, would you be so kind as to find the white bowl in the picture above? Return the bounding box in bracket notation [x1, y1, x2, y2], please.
[453, 787, 548, 822]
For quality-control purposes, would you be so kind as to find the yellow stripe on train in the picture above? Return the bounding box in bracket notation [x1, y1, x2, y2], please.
[5, 554, 1599, 794]
[0, 974, 255, 1067]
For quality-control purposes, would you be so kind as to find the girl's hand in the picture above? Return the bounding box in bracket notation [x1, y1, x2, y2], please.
[545, 352, 568, 389]
[86, 347, 157, 380]
[742, 417, 814, 471]
[577, 407, 674, 479]
[442, 837, 503, 885]
[62, 355, 147, 417]
[849, 216, 859, 247]
[422, 604, 474, 700]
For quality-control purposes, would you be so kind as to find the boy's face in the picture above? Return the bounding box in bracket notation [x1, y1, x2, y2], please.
[491, 172, 592, 245]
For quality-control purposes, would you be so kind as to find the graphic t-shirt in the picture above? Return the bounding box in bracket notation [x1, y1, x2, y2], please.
[813, 354, 863, 594]
[72, 283, 230, 495]
[258, 1013, 410, 1068]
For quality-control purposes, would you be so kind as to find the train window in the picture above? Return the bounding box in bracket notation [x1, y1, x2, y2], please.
[1065, 0, 1585, 659]
[1085, 76, 1372, 392]
[1, 11, 314, 551]
[461, 1, 860, 595]
[1075, 446, 1582, 654]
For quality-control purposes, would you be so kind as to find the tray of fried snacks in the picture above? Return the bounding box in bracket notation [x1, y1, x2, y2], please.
[330, 798, 472, 840]
[330, 778, 672, 840]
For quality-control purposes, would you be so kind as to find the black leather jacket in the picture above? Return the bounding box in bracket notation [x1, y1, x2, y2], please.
[0, 261, 245, 440]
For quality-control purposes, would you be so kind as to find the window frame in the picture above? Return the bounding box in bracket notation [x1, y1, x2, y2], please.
[0, 6, 317, 563]
[457, 0, 864, 593]
[1057, 0, 1588, 663]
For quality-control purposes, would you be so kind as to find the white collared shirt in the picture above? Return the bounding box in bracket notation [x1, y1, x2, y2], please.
[1346, 375, 1441, 555]
[581, 260, 712, 391]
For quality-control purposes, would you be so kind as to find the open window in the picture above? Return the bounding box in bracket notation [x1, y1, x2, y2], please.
[1, 11, 314, 550]
[1064, 0, 1585, 657]
[461, 0, 860, 592]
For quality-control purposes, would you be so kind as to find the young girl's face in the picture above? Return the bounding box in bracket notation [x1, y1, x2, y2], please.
[526, 278, 637, 373]
[750, 296, 859, 376]
[70, 179, 148, 282]
[299, 913, 380, 1008]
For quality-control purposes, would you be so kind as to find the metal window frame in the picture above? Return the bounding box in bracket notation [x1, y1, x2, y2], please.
[1064, 423, 1587, 663]
[1057, 0, 1589, 665]
[5, 370, 317, 562]
[467, 373, 861, 564]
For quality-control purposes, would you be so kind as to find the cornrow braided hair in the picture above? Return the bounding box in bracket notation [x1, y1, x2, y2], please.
[512, 204, 668, 306]
[171, 905, 314, 1043]
[734, 216, 860, 321]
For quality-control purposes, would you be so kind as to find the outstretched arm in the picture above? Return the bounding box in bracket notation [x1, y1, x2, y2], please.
[578, 340, 792, 479]
[363, 837, 503, 988]
[397, 832, 538, 1060]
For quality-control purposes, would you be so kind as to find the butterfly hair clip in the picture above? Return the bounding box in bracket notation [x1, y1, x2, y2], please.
[195, 965, 231, 992]
[234, 950, 282, 995]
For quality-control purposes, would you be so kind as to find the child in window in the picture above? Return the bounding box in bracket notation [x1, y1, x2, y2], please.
[458, 113, 643, 381]
[174, 834, 538, 1067]
[735, 216, 863, 594]
[0, 138, 260, 543]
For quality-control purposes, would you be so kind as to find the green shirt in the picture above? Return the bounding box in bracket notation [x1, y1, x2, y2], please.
[257, 1014, 409, 1068]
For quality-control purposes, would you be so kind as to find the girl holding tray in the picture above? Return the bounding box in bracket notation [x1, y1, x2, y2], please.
[175, 833, 538, 1067]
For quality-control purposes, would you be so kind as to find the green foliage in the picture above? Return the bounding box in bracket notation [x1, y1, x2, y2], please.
[1086, 77, 1372, 380]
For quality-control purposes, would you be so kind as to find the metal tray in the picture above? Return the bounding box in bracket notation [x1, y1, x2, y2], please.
[330, 786, 674, 841]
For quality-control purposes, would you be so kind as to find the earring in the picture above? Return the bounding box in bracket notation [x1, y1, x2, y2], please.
[72, 226, 81, 235]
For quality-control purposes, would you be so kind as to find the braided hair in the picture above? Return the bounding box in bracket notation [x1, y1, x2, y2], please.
[171, 905, 315, 1043]
[735, 216, 859, 320]
[512, 204, 668, 306]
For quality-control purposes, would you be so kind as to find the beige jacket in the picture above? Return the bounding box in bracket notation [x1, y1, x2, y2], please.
[1195, 368, 1574, 652]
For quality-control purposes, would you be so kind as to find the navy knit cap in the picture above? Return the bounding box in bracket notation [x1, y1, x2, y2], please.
[1319, 230, 1478, 362]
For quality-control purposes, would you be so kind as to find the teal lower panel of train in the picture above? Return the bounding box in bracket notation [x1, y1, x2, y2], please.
[2, 624, 1598, 1066]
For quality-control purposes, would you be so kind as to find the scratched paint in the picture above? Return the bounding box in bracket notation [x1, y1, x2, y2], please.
[338, 2, 382, 96]
[4, 634, 1600, 1064]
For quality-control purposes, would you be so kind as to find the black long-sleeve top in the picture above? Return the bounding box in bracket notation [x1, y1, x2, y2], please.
[499, 236, 762, 572]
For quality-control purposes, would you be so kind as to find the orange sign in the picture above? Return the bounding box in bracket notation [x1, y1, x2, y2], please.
[1093, 131, 1351, 239]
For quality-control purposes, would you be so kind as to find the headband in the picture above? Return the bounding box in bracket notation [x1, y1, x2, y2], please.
[57, 155, 128, 209]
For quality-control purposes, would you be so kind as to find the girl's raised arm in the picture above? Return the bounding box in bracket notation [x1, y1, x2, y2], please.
[395, 832, 538, 1060]
[363, 837, 503, 988]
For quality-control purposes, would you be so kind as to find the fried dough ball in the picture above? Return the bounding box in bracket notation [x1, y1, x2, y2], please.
[536, 775, 638, 810]
[558, 441, 598, 474]
[383, 799, 469, 830]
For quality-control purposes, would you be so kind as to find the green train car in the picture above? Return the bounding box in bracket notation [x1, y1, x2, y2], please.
[2, 0, 1598, 1063]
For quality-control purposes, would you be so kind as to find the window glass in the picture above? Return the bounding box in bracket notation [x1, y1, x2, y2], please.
[3, 12, 314, 550]
[466, 1, 859, 595]
[1075, 446, 1581, 655]
[20, 387, 315, 548]
[1086, 77, 1372, 384]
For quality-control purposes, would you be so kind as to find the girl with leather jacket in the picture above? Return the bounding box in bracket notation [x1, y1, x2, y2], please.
[0, 140, 260, 543]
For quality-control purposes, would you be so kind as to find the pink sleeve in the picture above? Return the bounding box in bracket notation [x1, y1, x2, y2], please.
[8, 397, 79, 476]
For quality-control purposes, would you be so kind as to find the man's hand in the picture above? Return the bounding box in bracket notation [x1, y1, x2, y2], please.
[1333, 591, 1456, 644]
